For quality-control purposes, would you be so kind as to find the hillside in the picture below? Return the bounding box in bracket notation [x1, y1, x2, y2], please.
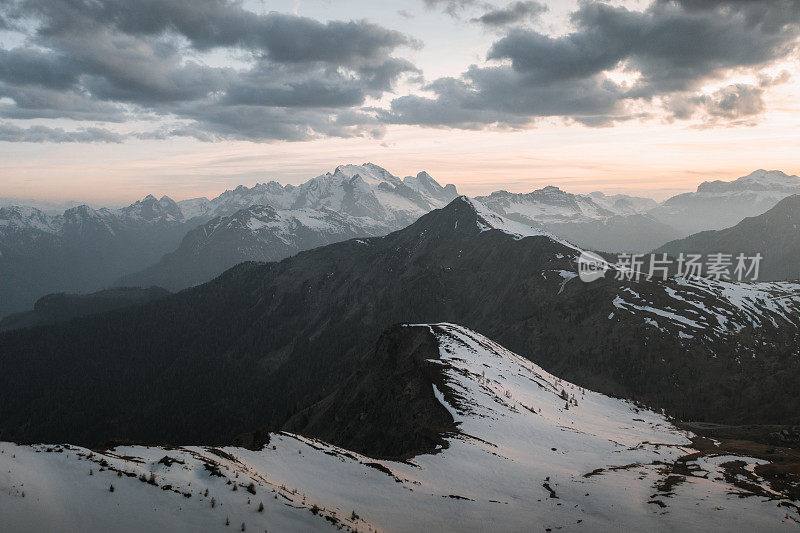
[2, 324, 798, 531]
[0, 199, 191, 317]
[1, 197, 799, 448]
[656, 194, 800, 281]
[0, 286, 170, 332]
[118, 206, 375, 291]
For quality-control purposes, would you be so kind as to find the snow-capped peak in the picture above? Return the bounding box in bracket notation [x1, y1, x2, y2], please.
[0, 205, 62, 233]
[460, 196, 582, 250]
[328, 163, 402, 187]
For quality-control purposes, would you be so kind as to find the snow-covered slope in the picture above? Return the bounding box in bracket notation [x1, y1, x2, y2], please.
[2, 165, 458, 239]
[610, 277, 800, 344]
[473, 170, 800, 251]
[0, 205, 63, 234]
[476, 186, 616, 225]
[698, 169, 800, 194]
[2, 324, 797, 532]
[466, 196, 581, 251]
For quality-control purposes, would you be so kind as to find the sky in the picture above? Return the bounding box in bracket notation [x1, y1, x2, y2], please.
[0, 0, 799, 205]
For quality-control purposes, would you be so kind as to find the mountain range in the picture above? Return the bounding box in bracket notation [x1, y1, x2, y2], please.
[650, 169, 800, 235]
[1, 197, 799, 448]
[2, 165, 799, 319]
[475, 186, 677, 252]
[0, 198, 193, 318]
[118, 165, 460, 291]
[2, 323, 798, 531]
[0, 164, 459, 315]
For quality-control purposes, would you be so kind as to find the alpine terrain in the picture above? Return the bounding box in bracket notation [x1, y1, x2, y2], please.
[2, 324, 798, 531]
[1, 197, 798, 448]
[650, 170, 800, 236]
[475, 186, 676, 252]
[119, 164, 459, 291]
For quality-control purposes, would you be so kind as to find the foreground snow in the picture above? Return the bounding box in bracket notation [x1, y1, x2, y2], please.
[2, 324, 798, 532]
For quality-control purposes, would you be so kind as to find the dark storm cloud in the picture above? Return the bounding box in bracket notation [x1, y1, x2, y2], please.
[487, 1, 798, 94]
[382, 66, 626, 128]
[662, 0, 800, 24]
[0, 48, 80, 89]
[472, 1, 547, 27]
[385, 0, 800, 129]
[0, 122, 125, 142]
[13, 0, 415, 64]
[0, 85, 128, 121]
[0, 0, 418, 142]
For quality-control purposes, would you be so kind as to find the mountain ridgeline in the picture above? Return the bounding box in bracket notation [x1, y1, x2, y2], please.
[656, 194, 800, 281]
[0, 286, 170, 332]
[0, 164, 459, 315]
[3, 165, 800, 319]
[1, 197, 799, 447]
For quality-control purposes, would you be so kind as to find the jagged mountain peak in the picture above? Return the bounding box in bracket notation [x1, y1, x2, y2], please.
[120, 194, 183, 223]
[654, 170, 800, 235]
[409, 196, 573, 250]
[0, 205, 60, 233]
[63, 204, 109, 221]
[475, 185, 614, 224]
[329, 163, 401, 187]
[402, 171, 458, 202]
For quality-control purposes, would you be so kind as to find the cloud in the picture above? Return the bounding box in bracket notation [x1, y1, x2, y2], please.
[15, 1, 415, 64]
[0, 0, 418, 142]
[0, 122, 125, 143]
[472, 1, 547, 27]
[423, 0, 482, 17]
[1, 0, 797, 142]
[177, 105, 385, 142]
[382, 66, 627, 128]
[665, 84, 766, 123]
[0, 85, 129, 121]
[385, 0, 800, 129]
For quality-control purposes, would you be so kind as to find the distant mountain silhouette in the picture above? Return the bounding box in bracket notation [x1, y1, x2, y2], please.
[656, 194, 800, 281]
